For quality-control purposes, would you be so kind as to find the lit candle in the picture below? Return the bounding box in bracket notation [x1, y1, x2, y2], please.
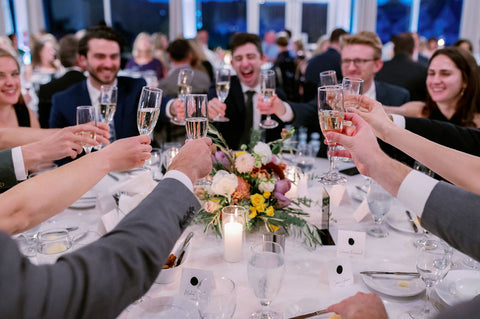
[223, 221, 243, 262]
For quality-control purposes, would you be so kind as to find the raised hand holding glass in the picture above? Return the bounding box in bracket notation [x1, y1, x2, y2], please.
[171, 69, 194, 125]
[214, 68, 230, 122]
[137, 86, 162, 136]
[259, 70, 278, 129]
[184, 94, 208, 140]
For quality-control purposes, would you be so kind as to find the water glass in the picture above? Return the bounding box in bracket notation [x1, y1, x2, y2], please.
[161, 146, 180, 173]
[197, 276, 237, 319]
[145, 148, 162, 180]
[366, 180, 392, 237]
[222, 206, 246, 262]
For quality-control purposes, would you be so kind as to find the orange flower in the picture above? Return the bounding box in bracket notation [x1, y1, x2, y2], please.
[251, 167, 271, 180]
[232, 176, 250, 200]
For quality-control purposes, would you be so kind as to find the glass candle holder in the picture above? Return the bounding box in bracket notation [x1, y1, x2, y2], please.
[222, 205, 247, 262]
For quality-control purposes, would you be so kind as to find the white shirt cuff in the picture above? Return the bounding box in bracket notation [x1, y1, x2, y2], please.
[391, 114, 406, 129]
[163, 170, 193, 193]
[12, 146, 28, 181]
[279, 102, 294, 123]
[397, 170, 439, 217]
[165, 99, 175, 119]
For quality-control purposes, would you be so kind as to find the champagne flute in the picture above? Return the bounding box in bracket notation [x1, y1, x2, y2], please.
[319, 70, 338, 86]
[247, 241, 285, 319]
[366, 180, 392, 237]
[213, 68, 230, 122]
[185, 94, 208, 140]
[259, 70, 279, 129]
[99, 85, 117, 124]
[137, 86, 162, 136]
[171, 68, 194, 125]
[76, 105, 97, 154]
[317, 85, 346, 184]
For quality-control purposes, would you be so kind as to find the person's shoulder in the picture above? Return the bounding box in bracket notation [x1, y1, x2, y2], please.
[52, 80, 86, 100]
[118, 76, 147, 88]
[376, 80, 409, 94]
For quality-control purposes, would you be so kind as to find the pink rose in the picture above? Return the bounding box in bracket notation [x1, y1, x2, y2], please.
[273, 179, 291, 208]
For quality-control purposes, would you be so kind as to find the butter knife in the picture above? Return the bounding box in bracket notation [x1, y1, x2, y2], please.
[405, 210, 418, 233]
[360, 271, 420, 277]
[288, 309, 330, 319]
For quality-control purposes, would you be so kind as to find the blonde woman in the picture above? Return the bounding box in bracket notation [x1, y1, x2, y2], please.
[125, 32, 164, 80]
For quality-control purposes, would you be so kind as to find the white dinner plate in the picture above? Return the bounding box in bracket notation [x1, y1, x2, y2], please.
[69, 190, 97, 209]
[435, 269, 480, 306]
[361, 273, 425, 297]
[385, 210, 422, 235]
[127, 296, 199, 319]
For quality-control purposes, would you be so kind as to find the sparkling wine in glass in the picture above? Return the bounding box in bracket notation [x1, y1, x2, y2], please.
[171, 69, 194, 125]
[317, 85, 346, 184]
[76, 105, 97, 154]
[319, 70, 338, 86]
[137, 86, 162, 136]
[99, 85, 117, 124]
[259, 70, 279, 129]
[214, 68, 231, 122]
[366, 180, 392, 237]
[247, 241, 285, 319]
[185, 94, 208, 140]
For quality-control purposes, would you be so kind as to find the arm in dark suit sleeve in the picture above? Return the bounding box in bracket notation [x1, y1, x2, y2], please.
[421, 182, 480, 261]
[434, 295, 480, 319]
[49, 93, 67, 129]
[0, 178, 200, 319]
[0, 149, 18, 193]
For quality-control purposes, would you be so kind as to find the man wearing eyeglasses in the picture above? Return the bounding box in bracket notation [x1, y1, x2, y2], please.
[340, 31, 410, 106]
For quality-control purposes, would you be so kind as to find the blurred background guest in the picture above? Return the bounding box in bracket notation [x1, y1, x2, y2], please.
[125, 32, 165, 82]
[262, 30, 278, 63]
[151, 32, 169, 74]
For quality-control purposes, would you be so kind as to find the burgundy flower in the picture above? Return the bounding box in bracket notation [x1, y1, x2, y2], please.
[213, 151, 230, 169]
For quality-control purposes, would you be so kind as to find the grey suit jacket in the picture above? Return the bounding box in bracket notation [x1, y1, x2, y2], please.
[0, 149, 18, 193]
[420, 182, 480, 318]
[158, 67, 211, 98]
[0, 178, 200, 318]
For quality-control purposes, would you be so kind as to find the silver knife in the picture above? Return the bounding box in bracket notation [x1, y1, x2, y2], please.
[361, 271, 420, 277]
[288, 309, 330, 319]
[405, 210, 418, 233]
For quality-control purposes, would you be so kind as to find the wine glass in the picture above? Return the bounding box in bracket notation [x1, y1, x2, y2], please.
[171, 68, 194, 125]
[197, 276, 237, 319]
[259, 70, 278, 129]
[185, 94, 208, 140]
[137, 86, 162, 136]
[76, 105, 97, 154]
[406, 239, 452, 319]
[366, 180, 393, 237]
[247, 241, 285, 319]
[99, 85, 117, 124]
[319, 70, 337, 86]
[317, 85, 346, 184]
[214, 68, 230, 122]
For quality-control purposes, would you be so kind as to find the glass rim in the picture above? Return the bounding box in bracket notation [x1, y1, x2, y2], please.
[199, 276, 236, 293]
[76, 105, 95, 110]
[318, 85, 343, 91]
[342, 77, 364, 83]
[320, 70, 336, 76]
[141, 86, 163, 93]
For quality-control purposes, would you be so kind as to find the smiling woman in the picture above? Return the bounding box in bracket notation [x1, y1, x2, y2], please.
[0, 49, 40, 129]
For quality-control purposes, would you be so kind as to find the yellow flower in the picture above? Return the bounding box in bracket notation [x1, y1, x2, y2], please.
[257, 204, 265, 213]
[263, 191, 271, 199]
[268, 224, 279, 232]
[249, 206, 257, 218]
[250, 193, 265, 208]
[266, 206, 274, 216]
[236, 151, 247, 157]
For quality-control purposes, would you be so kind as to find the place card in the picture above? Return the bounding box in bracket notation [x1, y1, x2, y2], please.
[101, 209, 124, 233]
[353, 199, 370, 222]
[337, 230, 366, 257]
[330, 185, 351, 207]
[179, 268, 214, 300]
[327, 258, 354, 288]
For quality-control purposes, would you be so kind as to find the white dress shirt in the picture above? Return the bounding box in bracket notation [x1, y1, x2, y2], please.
[12, 146, 27, 181]
[163, 170, 193, 192]
[397, 170, 439, 217]
[363, 81, 377, 101]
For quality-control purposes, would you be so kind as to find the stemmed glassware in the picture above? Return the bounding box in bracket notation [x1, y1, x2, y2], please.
[247, 241, 285, 319]
[76, 105, 97, 154]
[259, 70, 278, 129]
[319, 70, 338, 86]
[185, 94, 208, 140]
[342, 77, 364, 109]
[317, 85, 346, 184]
[137, 86, 162, 136]
[197, 276, 237, 318]
[99, 85, 117, 124]
[366, 180, 393, 237]
[214, 68, 230, 122]
[171, 69, 194, 125]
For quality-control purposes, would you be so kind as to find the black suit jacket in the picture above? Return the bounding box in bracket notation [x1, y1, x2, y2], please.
[374, 80, 410, 106]
[208, 76, 284, 150]
[303, 48, 342, 102]
[38, 70, 86, 128]
[0, 149, 17, 193]
[376, 54, 427, 101]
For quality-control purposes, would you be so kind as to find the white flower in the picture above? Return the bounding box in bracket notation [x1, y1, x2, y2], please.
[259, 181, 275, 193]
[211, 170, 238, 196]
[235, 153, 255, 173]
[253, 142, 272, 164]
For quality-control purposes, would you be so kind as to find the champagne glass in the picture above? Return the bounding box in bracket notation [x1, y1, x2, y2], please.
[259, 70, 278, 129]
[366, 180, 392, 237]
[99, 85, 117, 124]
[319, 70, 337, 86]
[406, 239, 452, 319]
[76, 105, 97, 154]
[247, 241, 285, 319]
[342, 77, 363, 109]
[197, 276, 237, 318]
[137, 86, 162, 136]
[185, 94, 208, 140]
[171, 68, 194, 125]
[214, 68, 230, 122]
[317, 85, 346, 184]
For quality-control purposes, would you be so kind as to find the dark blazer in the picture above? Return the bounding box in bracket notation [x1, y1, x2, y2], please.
[0, 149, 18, 193]
[303, 48, 343, 102]
[49, 77, 146, 139]
[375, 54, 428, 101]
[38, 70, 86, 128]
[0, 178, 200, 318]
[374, 80, 410, 106]
[207, 76, 284, 150]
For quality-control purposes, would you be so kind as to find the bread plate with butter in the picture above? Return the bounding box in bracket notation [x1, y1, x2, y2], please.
[361, 270, 425, 297]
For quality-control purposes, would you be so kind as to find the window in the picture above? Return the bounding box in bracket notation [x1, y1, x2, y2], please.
[376, 0, 412, 44]
[259, 2, 285, 36]
[302, 2, 328, 43]
[417, 0, 462, 45]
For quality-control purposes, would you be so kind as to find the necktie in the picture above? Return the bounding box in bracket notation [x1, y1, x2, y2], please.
[240, 90, 255, 146]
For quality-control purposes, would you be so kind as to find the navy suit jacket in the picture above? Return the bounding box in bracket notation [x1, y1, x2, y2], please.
[374, 80, 410, 106]
[49, 77, 146, 139]
[0, 149, 17, 193]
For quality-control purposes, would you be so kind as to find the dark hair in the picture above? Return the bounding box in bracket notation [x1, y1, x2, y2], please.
[330, 28, 348, 43]
[167, 38, 191, 62]
[276, 36, 289, 47]
[283, 29, 292, 39]
[78, 26, 124, 57]
[58, 34, 79, 67]
[453, 39, 473, 53]
[229, 33, 263, 56]
[392, 32, 414, 55]
[424, 47, 480, 127]
[31, 35, 57, 70]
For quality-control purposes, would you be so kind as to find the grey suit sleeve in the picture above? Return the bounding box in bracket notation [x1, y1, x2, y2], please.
[0, 178, 200, 319]
[434, 295, 480, 319]
[0, 149, 19, 193]
[421, 182, 480, 260]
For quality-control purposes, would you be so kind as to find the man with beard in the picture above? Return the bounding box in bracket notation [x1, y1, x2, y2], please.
[49, 26, 145, 141]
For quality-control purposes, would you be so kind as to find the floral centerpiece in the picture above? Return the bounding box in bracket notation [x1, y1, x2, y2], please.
[195, 125, 323, 248]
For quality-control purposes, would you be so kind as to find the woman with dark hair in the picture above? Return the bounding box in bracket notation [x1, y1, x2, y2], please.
[386, 47, 480, 128]
[30, 34, 59, 75]
[0, 48, 40, 128]
[453, 38, 474, 54]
